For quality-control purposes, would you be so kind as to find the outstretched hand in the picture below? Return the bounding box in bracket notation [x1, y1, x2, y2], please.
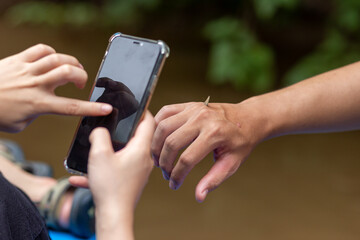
[151, 102, 261, 202]
[0, 44, 112, 132]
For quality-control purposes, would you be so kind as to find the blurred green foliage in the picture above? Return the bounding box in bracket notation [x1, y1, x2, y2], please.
[5, 0, 160, 27]
[284, 30, 360, 85]
[284, 0, 360, 85]
[203, 18, 273, 92]
[6, 2, 98, 27]
[253, 0, 299, 20]
[4, 0, 360, 93]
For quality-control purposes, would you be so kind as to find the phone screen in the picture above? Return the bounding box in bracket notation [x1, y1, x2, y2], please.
[66, 35, 164, 174]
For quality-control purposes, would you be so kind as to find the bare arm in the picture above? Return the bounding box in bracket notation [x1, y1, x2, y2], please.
[151, 61, 360, 202]
[245, 61, 360, 140]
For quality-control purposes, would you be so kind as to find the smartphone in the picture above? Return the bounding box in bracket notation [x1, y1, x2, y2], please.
[64, 32, 169, 174]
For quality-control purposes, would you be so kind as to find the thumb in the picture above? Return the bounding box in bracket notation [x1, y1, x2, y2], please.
[128, 111, 155, 149]
[88, 127, 114, 164]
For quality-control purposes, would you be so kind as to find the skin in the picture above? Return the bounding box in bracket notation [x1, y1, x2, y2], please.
[5, 43, 359, 239]
[151, 61, 360, 203]
[0, 43, 113, 229]
[0, 44, 113, 132]
[66, 61, 360, 239]
[70, 112, 155, 240]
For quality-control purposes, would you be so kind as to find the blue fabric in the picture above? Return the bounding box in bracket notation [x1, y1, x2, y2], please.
[49, 231, 95, 240]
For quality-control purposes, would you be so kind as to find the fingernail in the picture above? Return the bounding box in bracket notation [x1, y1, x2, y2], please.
[161, 169, 170, 181]
[101, 104, 113, 113]
[152, 154, 159, 167]
[197, 189, 208, 203]
[203, 189, 208, 196]
[153, 159, 159, 167]
[79, 63, 84, 69]
[169, 179, 179, 190]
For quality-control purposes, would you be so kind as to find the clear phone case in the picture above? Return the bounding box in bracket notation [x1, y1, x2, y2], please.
[64, 32, 169, 175]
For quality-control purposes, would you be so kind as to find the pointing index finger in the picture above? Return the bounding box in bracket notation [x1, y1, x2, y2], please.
[41, 96, 113, 116]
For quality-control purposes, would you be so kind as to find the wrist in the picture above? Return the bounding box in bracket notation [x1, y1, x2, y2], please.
[95, 203, 135, 240]
[235, 95, 277, 144]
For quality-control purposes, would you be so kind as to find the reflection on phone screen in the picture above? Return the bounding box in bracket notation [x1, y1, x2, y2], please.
[66, 36, 161, 173]
[67, 77, 139, 172]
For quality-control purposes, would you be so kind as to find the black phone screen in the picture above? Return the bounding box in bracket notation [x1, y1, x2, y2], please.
[66, 36, 162, 173]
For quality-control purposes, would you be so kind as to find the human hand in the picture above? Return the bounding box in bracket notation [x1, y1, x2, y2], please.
[151, 102, 263, 202]
[0, 44, 112, 132]
[70, 111, 155, 210]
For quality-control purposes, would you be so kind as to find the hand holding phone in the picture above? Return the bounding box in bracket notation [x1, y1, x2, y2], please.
[65, 33, 169, 174]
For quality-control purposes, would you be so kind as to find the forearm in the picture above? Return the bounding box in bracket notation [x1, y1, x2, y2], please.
[95, 204, 134, 240]
[239, 61, 360, 141]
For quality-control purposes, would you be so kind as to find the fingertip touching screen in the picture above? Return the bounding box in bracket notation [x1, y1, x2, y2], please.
[66, 36, 162, 174]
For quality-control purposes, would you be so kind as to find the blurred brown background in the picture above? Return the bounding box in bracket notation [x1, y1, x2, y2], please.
[1, 1, 360, 239]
